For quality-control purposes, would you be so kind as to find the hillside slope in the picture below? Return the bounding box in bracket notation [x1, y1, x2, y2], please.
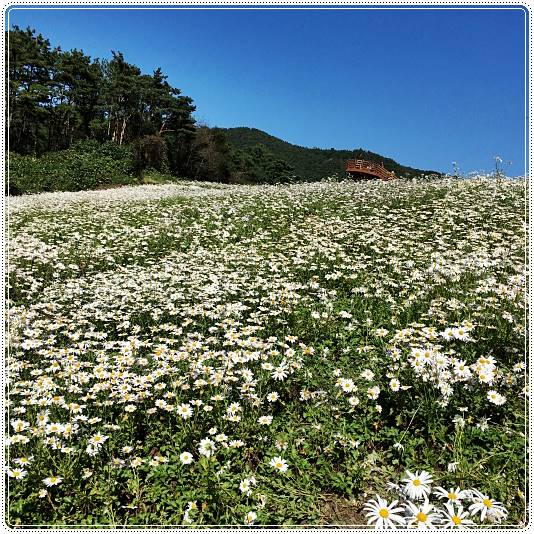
[219, 127, 439, 181]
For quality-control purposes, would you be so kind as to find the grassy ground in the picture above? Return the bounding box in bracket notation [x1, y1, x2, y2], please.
[6, 177, 526, 527]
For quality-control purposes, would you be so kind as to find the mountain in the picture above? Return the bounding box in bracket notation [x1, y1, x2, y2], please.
[218, 127, 439, 181]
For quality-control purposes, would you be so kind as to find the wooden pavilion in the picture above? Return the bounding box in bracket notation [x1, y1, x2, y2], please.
[345, 159, 396, 181]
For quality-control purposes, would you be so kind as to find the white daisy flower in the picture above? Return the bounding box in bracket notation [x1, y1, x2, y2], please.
[178, 403, 193, 419]
[364, 495, 406, 528]
[405, 499, 439, 529]
[367, 386, 380, 400]
[468, 490, 507, 523]
[389, 378, 401, 392]
[487, 390, 506, 405]
[244, 511, 257, 525]
[7, 467, 27, 479]
[401, 470, 433, 500]
[433, 486, 470, 504]
[43, 475, 63, 487]
[269, 456, 288, 473]
[198, 438, 216, 458]
[179, 451, 194, 465]
[361, 369, 375, 381]
[440, 502, 475, 528]
[257, 415, 273, 425]
[266, 392, 279, 402]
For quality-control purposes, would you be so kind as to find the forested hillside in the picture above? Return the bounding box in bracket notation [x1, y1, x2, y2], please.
[221, 127, 439, 180]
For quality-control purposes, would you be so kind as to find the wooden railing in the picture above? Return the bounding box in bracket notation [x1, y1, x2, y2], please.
[345, 159, 396, 181]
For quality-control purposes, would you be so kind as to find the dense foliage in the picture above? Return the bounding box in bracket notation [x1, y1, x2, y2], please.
[7, 178, 525, 526]
[8, 141, 137, 195]
[7, 26, 196, 160]
[220, 127, 439, 181]
[228, 143, 298, 184]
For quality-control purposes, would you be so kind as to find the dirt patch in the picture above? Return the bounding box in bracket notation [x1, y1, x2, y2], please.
[317, 494, 370, 528]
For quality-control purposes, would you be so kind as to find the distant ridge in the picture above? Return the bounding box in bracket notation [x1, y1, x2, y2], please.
[218, 127, 439, 181]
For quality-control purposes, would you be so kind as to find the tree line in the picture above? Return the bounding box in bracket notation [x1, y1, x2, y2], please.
[6, 26, 298, 191]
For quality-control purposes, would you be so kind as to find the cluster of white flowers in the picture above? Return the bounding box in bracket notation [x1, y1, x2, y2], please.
[6, 177, 524, 524]
[365, 470, 508, 528]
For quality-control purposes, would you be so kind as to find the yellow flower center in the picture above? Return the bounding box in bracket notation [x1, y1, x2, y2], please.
[50, 477, 58, 483]
[416, 512, 428, 523]
[276, 462, 283, 468]
[452, 515, 462, 525]
[448, 492, 458, 500]
[413, 479, 421, 487]
[483, 498, 493, 508]
[379, 508, 390, 518]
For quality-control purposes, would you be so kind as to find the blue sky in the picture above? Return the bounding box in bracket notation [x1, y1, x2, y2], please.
[7, 6, 527, 175]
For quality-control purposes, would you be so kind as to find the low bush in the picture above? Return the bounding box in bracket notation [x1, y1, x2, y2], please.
[7, 141, 138, 195]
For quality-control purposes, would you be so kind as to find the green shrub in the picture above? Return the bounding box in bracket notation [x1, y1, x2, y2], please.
[7, 141, 138, 195]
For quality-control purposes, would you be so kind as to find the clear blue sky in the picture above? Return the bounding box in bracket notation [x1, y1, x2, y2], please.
[7, 6, 527, 175]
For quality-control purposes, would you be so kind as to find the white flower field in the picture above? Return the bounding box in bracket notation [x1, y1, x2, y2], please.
[5, 177, 527, 526]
